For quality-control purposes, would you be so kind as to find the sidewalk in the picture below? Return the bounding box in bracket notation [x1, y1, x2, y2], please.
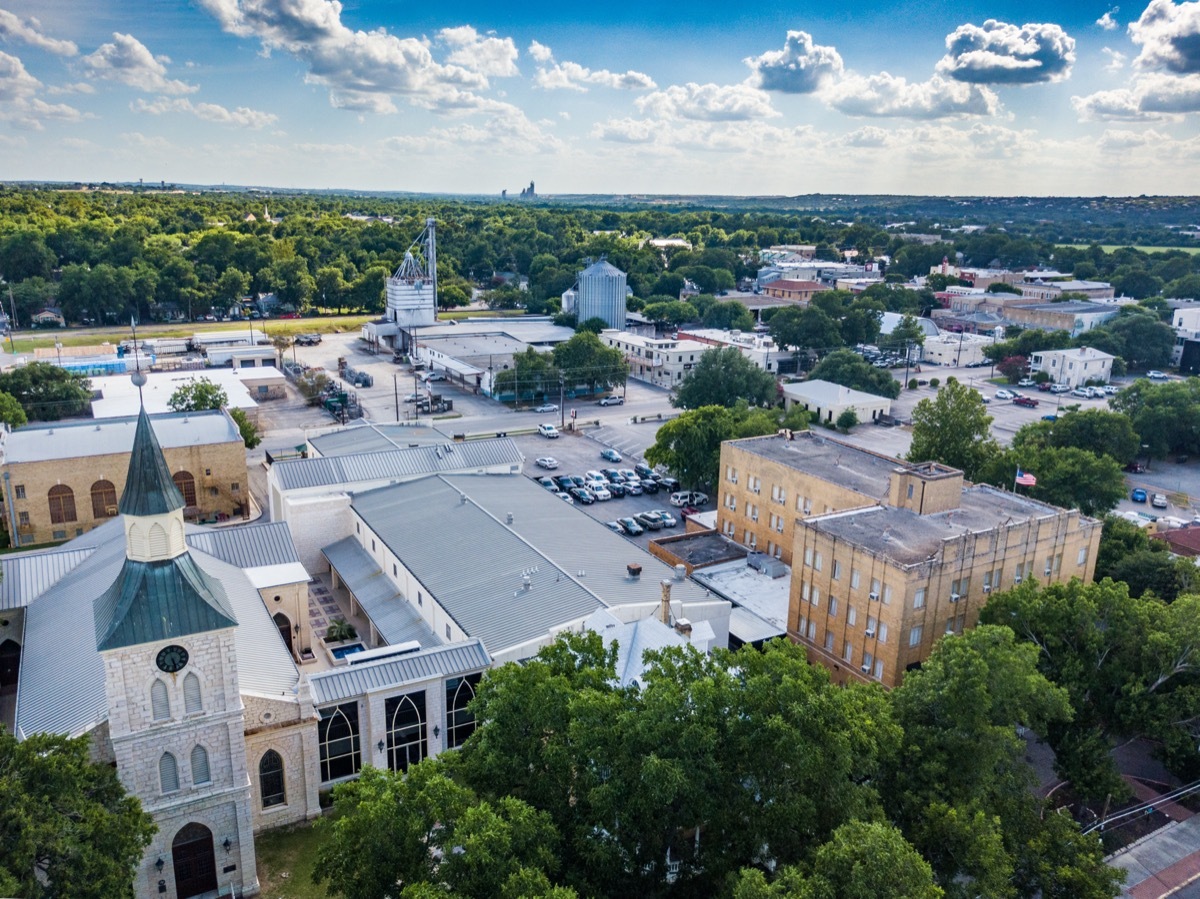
[1109, 803, 1200, 897]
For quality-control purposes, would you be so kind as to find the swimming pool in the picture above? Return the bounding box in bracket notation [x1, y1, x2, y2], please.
[330, 642, 365, 660]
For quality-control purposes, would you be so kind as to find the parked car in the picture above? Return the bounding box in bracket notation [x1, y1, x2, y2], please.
[658, 476, 680, 491]
[1049, 384, 1071, 394]
[650, 509, 678, 527]
[995, 389, 1016, 400]
[603, 468, 624, 483]
[638, 478, 658, 494]
[635, 511, 665, 530]
[670, 490, 709, 507]
[1037, 381, 1052, 392]
[536, 457, 559, 470]
[553, 475, 574, 491]
[537, 476, 557, 490]
[555, 491, 574, 504]
[597, 395, 624, 406]
[600, 448, 623, 463]
[624, 480, 644, 496]
[1152, 493, 1169, 509]
[537, 423, 559, 438]
[604, 521, 624, 534]
[620, 468, 640, 482]
[533, 402, 558, 413]
[1123, 461, 1146, 473]
[1147, 370, 1168, 380]
[585, 470, 607, 485]
[1041, 414, 1058, 422]
[570, 487, 595, 504]
[1070, 387, 1091, 398]
[634, 463, 656, 480]
[1131, 488, 1148, 503]
[425, 371, 446, 382]
[1017, 378, 1036, 387]
[606, 481, 626, 498]
[1013, 396, 1039, 408]
[591, 484, 612, 501]
[618, 517, 645, 536]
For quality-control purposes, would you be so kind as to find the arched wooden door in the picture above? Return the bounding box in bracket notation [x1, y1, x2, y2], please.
[273, 612, 293, 655]
[172, 823, 217, 899]
[0, 639, 19, 694]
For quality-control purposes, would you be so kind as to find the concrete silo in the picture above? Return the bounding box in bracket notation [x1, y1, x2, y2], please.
[576, 259, 627, 330]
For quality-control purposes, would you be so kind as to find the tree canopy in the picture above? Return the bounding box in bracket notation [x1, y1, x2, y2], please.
[806, 349, 901, 399]
[673, 346, 777, 410]
[645, 403, 782, 491]
[907, 378, 998, 480]
[167, 376, 228, 412]
[0, 362, 91, 422]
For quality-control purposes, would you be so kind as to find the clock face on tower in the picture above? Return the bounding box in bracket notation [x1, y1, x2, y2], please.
[156, 644, 189, 673]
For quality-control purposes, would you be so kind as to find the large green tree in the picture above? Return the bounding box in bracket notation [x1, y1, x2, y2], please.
[645, 403, 781, 490]
[806, 349, 901, 399]
[167, 377, 228, 412]
[551, 331, 628, 396]
[493, 347, 559, 404]
[0, 362, 91, 422]
[674, 346, 777, 409]
[978, 444, 1126, 516]
[906, 378, 999, 480]
[1111, 378, 1200, 458]
[0, 729, 156, 898]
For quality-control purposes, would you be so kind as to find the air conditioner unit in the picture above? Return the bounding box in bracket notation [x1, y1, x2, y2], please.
[1013, 575, 1022, 584]
[1044, 567, 1053, 576]
[949, 593, 961, 603]
[860, 664, 871, 673]
[868, 591, 879, 601]
[982, 585, 992, 593]
[865, 629, 875, 637]
[751, 515, 758, 522]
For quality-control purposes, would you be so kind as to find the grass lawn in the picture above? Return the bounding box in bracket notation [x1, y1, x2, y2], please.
[255, 821, 330, 899]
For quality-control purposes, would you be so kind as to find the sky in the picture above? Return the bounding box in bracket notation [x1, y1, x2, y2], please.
[0, 0, 1198, 197]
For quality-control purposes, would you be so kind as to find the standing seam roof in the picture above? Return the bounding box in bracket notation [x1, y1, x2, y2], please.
[308, 640, 491, 706]
[186, 522, 301, 569]
[118, 407, 185, 515]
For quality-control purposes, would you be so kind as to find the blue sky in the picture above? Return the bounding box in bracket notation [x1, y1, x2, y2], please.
[0, 0, 1198, 196]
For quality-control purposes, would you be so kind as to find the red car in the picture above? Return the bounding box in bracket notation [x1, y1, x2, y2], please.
[1037, 382, 1052, 392]
[1014, 396, 1039, 408]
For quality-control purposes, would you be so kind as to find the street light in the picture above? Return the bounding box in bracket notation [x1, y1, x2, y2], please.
[54, 340, 62, 367]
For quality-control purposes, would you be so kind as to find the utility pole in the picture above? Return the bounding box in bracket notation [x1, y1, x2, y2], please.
[559, 373, 566, 429]
[393, 372, 399, 422]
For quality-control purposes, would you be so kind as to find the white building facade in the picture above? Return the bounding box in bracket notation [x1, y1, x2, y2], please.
[1029, 347, 1114, 387]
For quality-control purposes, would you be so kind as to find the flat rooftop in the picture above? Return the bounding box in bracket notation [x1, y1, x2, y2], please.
[4, 410, 240, 464]
[805, 485, 1070, 566]
[650, 531, 749, 569]
[729, 431, 907, 498]
[308, 423, 451, 458]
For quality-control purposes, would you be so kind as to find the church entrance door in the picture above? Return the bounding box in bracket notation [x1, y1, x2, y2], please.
[172, 822, 218, 898]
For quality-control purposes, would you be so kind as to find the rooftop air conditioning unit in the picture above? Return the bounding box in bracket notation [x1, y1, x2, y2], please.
[949, 593, 961, 603]
[860, 664, 871, 674]
[868, 591, 879, 601]
[864, 628, 875, 637]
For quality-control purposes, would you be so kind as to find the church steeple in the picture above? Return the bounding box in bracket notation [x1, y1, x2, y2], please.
[119, 405, 185, 517]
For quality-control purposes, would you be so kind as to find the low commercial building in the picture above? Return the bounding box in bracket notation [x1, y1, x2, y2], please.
[1016, 279, 1115, 301]
[1028, 346, 1114, 387]
[921, 332, 995, 367]
[601, 331, 713, 388]
[678, 328, 782, 372]
[760, 279, 828, 303]
[1003, 301, 1118, 336]
[781, 380, 892, 425]
[1, 410, 248, 546]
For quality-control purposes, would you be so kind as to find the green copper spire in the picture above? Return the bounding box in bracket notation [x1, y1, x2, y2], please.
[118, 405, 185, 515]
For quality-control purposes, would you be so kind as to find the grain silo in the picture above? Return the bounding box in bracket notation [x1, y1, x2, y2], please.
[576, 259, 627, 330]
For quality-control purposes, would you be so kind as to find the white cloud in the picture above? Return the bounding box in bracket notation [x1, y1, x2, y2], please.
[132, 96, 278, 128]
[382, 111, 564, 155]
[82, 33, 196, 94]
[438, 26, 518, 78]
[1098, 127, 1166, 148]
[47, 81, 95, 95]
[528, 40, 554, 64]
[1130, 0, 1200, 74]
[1097, 10, 1120, 30]
[745, 30, 844, 93]
[197, 0, 507, 114]
[527, 41, 654, 92]
[839, 126, 892, 148]
[1073, 71, 1200, 118]
[0, 47, 38, 101]
[0, 8, 77, 56]
[1103, 47, 1128, 70]
[824, 72, 999, 118]
[937, 19, 1075, 84]
[635, 82, 778, 121]
[0, 51, 83, 128]
[591, 117, 658, 144]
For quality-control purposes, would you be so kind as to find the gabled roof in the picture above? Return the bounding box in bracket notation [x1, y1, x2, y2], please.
[309, 640, 491, 706]
[94, 553, 238, 651]
[118, 407, 185, 515]
[186, 522, 301, 569]
[0, 546, 96, 611]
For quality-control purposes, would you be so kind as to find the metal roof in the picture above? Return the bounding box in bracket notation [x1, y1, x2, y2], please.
[308, 640, 491, 706]
[186, 522, 301, 569]
[16, 518, 299, 738]
[119, 407, 186, 516]
[94, 552, 238, 651]
[585, 609, 688, 687]
[0, 546, 96, 611]
[349, 477, 608, 655]
[322, 537, 442, 648]
[4, 410, 239, 464]
[274, 438, 523, 492]
[728, 606, 787, 644]
[308, 423, 447, 458]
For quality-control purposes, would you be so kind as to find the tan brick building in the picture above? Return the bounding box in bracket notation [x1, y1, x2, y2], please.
[760, 279, 828, 303]
[1, 410, 247, 546]
[716, 432, 1101, 687]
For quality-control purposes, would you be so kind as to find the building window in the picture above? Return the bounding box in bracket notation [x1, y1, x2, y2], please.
[725, 495, 737, 511]
[913, 587, 926, 609]
[183, 672, 202, 714]
[393, 563, 398, 576]
[870, 577, 880, 597]
[806, 620, 816, 639]
[874, 660, 884, 679]
[372, 539, 376, 552]
[160, 752, 179, 793]
[862, 651, 874, 673]
[446, 673, 482, 749]
[52, 530, 66, 540]
[832, 561, 842, 580]
[813, 552, 822, 572]
[385, 692, 427, 774]
[828, 597, 838, 617]
[946, 618, 957, 634]
[151, 678, 170, 720]
[17, 511, 28, 527]
[811, 587, 821, 609]
[48, 485, 77, 524]
[878, 623, 889, 643]
[172, 471, 197, 507]
[90, 480, 118, 518]
[1077, 546, 1088, 566]
[851, 569, 861, 589]
[446, 624, 452, 640]
[13, 484, 24, 500]
[824, 631, 834, 652]
[191, 745, 211, 785]
[909, 625, 924, 647]
[801, 581, 810, 601]
[231, 483, 240, 493]
[726, 466, 738, 484]
[260, 750, 286, 808]
[848, 605, 857, 627]
[843, 642, 853, 663]
[417, 591, 423, 606]
[318, 703, 361, 782]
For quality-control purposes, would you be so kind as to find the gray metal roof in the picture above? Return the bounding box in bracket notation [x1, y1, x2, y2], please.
[0, 546, 96, 611]
[119, 407, 185, 516]
[308, 639, 491, 706]
[16, 518, 299, 738]
[349, 477, 607, 655]
[275, 438, 523, 492]
[729, 606, 786, 644]
[308, 423, 446, 458]
[322, 537, 442, 648]
[186, 522, 301, 569]
[5, 410, 239, 464]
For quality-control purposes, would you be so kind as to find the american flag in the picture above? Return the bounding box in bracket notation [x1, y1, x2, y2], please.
[1015, 468, 1037, 487]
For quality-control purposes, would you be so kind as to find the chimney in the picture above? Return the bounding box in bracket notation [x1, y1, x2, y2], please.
[674, 564, 686, 582]
[522, 574, 531, 591]
[506, 512, 513, 524]
[660, 579, 672, 625]
[674, 618, 693, 638]
[627, 563, 642, 580]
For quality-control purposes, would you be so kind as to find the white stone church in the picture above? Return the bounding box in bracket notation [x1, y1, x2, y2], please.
[2, 404, 490, 898]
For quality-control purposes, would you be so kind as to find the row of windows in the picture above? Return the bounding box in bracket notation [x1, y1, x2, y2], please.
[151, 674, 203, 720]
[160, 745, 211, 793]
[316, 675, 481, 783]
[40, 473, 205, 526]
